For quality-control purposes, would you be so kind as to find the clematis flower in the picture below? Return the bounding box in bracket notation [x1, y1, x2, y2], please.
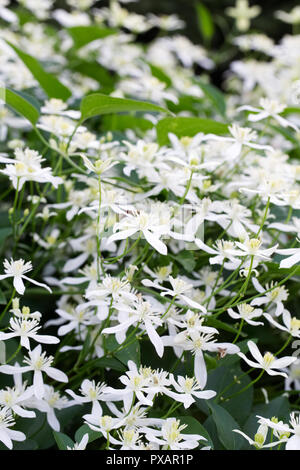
[107, 209, 168, 255]
[0, 407, 26, 450]
[145, 418, 206, 450]
[251, 278, 289, 317]
[0, 259, 52, 295]
[277, 242, 300, 269]
[166, 375, 216, 409]
[256, 413, 300, 450]
[0, 317, 59, 350]
[226, 0, 261, 31]
[66, 379, 107, 414]
[233, 423, 285, 449]
[264, 311, 300, 338]
[238, 340, 297, 377]
[0, 345, 68, 399]
[238, 98, 299, 131]
[228, 303, 264, 326]
[204, 124, 273, 161]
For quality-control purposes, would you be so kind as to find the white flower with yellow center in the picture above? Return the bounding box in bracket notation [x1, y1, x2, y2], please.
[66, 379, 107, 414]
[0, 258, 52, 295]
[0, 316, 59, 350]
[0, 345, 68, 399]
[265, 311, 300, 338]
[146, 417, 206, 450]
[238, 340, 297, 377]
[251, 278, 288, 316]
[228, 303, 264, 326]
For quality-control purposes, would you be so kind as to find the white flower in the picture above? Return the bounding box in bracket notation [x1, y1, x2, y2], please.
[277, 242, 300, 269]
[102, 297, 164, 357]
[145, 418, 206, 450]
[107, 210, 168, 255]
[233, 423, 284, 449]
[234, 238, 278, 262]
[0, 407, 26, 450]
[264, 311, 300, 338]
[0, 259, 52, 295]
[0, 0, 18, 23]
[0, 147, 63, 190]
[66, 379, 107, 414]
[251, 278, 288, 317]
[166, 375, 216, 409]
[0, 317, 59, 350]
[103, 361, 154, 411]
[238, 98, 299, 132]
[228, 303, 264, 326]
[226, 0, 261, 31]
[256, 412, 300, 450]
[238, 340, 297, 377]
[0, 345, 68, 399]
[205, 124, 273, 161]
[29, 385, 71, 431]
[275, 7, 300, 24]
[142, 276, 207, 312]
[0, 385, 35, 418]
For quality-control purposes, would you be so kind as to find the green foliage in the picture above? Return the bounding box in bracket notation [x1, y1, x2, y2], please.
[156, 117, 229, 145]
[6, 41, 72, 101]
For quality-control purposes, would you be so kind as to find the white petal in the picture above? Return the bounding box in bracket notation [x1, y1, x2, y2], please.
[46, 367, 68, 383]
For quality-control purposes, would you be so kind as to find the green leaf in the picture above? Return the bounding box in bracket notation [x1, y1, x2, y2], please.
[6, 41, 72, 101]
[89, 356, 126, 372]
[1, 87, 40, 126]
[80, 93, 171, 122]
[208, 402, 244, 450]
[148, 63, 172, 88]
[67, 26, 116, 49]
[177, 416, 213, 449]
[282, 106, 300, 116]
[75, 424, 100, 444]
[156, 117, 228, 146]
[70, 60, 117, 89]
[196, 3, 215, 42]
[53, 431, 74, 450]
[0, 289, 6, 305]
[101, 114, 154, 133]
[197, 80, 226, 117]
[105, 332, 141, 368]
[205, 317, 247, 337]
[172, 250, 196, 272]
[265, 261, 300, 277]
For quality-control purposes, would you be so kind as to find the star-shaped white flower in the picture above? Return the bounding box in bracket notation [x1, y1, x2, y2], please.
[0, 259, 52, 295]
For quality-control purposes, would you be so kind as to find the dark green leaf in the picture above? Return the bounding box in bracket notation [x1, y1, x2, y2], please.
[75, 424, 100, 444]
[177, 416, 213, 448]
[208, 402, 244, 450]
[1, 87, 40, 126]
[6, 41, 72, 100]
[53, 431, 74, 450]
